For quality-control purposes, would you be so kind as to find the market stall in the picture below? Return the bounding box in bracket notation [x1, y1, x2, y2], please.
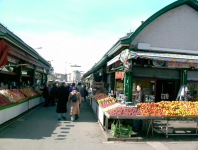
[91, 92, 198, 139]
[0, 84, 43, 125]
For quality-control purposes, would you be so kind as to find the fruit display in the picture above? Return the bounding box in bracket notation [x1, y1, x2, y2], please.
[137, 102, 165, 116]
[34, 87, 43, 94]
[158, 101, 198, 116]
[0, 94, 12, 106]
[19, 89, 31, 97]
[24, 88, 38, 96]
[2, 89, 20, 102]
[100, 102, 117, 108]
[11, 89, 26, 99]
[93, 93, 108, 101]
[98, 97, 115, 103]
[103, 103, 121, 112]
[107, 106, 141, 116]
[0, 90, 15, 102]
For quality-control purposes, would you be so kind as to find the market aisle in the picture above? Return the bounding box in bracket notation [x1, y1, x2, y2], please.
[0, 101, 198, 150]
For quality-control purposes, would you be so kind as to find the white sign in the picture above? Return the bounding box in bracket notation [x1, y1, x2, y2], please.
[167, 62, 198, 68]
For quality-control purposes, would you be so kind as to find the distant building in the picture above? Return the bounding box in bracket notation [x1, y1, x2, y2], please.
[71, 70, 84, 84]
[67, 73, 72, 82]
[47, 65, 56, 81]
[55, 73, 67, 82]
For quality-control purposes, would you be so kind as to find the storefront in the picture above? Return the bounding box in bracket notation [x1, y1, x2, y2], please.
[82, 0, 198, 140]
[0, 23, 50, 125]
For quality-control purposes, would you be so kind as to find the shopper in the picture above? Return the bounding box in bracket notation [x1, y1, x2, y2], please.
[133, 84, 144, 131]
[40, 83, 50, 107]
[56, 82, 70, 120]
[68, 86, 81, 122]
[77, 83, 84, 103]
[69, 83, 79, 92]
[83, 85, 88, 102]
[50, 83, 57, 106]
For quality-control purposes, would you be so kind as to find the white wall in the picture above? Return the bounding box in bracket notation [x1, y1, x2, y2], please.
[131, 5, 198, 52]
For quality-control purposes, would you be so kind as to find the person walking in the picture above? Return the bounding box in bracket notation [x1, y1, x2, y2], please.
[50, 83, 57, 106]
[83, 85, 88, 102]
[133, 84, 145, 131]
[76, 82, 85, 103]
[69, 83, 79, 92]
[68, 86, 81, 122]
[40, 83, 50, 107]
[56, 83, 70, 120]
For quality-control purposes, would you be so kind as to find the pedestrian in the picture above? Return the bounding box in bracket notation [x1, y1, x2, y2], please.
[50, 83, 57, 106]
[133, 84, 145, 131]
[68, 86, 81, 122]
[40, 82, 50, 107]
[69, 83, 79, 92]
[56, 82, 70, 120]
[83, 85, 88, 102]
[76, 82, 85, 103]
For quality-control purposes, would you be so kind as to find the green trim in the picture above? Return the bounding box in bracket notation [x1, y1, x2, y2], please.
[0, 95, 42, 111]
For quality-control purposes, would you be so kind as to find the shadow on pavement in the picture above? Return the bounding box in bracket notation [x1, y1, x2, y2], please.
[0, 100, 97, 140]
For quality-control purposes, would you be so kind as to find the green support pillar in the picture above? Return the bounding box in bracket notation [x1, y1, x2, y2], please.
[182, 70, 187, 85]
[124, 72, 132, 102]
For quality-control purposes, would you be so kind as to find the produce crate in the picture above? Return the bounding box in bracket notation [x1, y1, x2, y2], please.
[111, 123, 132, 138]
[182, 115, 198, 121]
[165, 115, 182, 121]
[154, 126, 173, 134]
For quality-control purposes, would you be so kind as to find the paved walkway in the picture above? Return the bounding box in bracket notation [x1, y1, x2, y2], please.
[0, 100, 198, 150]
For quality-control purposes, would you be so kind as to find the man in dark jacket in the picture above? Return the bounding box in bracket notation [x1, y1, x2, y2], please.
[134, 84, 145, 105]
[133, 84, 144, 130]
[56, 83, 70, 120]
[50, 83, 57, 106]
[40, 83, 50, 107]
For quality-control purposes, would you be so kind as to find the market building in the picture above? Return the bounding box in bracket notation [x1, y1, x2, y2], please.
[0, 23, 51, 87]
[80, 0, 198, 139]
[0, 23, 51, 125]
[82, 0, 198, 102]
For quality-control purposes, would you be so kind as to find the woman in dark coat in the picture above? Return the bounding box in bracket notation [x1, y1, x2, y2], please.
[40, 83, 50, 107]
[56, 83, 70, 120]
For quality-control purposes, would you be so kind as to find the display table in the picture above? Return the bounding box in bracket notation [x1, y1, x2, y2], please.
[91, 98, 105, 126]
[104, 113, 198, 138]
[91, 97, 198, 139]
[0, 95, 43, 125]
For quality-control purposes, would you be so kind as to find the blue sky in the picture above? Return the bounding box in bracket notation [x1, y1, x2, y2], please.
[0, 0, 176, 74]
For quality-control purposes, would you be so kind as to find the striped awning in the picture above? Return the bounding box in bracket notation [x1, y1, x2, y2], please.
[129, 51, 198, 63]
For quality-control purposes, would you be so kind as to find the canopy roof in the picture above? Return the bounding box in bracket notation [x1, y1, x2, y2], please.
[83, 0, 198, 78]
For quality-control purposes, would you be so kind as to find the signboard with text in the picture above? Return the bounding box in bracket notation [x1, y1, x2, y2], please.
[115, 72, 125, 79]
[167, 62, 198, 69]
